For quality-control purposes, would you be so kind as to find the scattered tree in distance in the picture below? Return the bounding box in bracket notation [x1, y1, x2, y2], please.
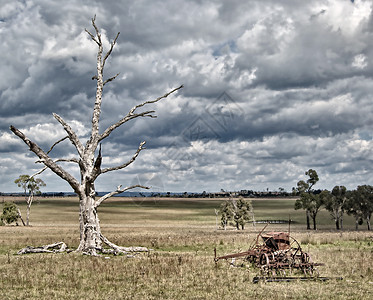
[346, 185, 373, 230]
[294, 169, 324, 230]
[14, 174, 46, 226]
[219, 197, 254, 230]
[323, 185, 347, 230]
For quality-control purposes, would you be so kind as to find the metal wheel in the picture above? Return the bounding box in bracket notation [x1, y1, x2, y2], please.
[259, 253, 270, 266]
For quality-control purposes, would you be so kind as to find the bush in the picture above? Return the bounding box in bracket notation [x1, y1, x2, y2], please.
[1, 202, 19, 225]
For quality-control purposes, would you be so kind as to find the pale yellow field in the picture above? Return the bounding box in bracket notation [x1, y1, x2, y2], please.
[0, 197, 372, 299]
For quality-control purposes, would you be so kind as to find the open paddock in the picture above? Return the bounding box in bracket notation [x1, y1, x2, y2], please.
[0, 197, 372, 299]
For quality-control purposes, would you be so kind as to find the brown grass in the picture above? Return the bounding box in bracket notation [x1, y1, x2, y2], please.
[0, 197, 372, 299]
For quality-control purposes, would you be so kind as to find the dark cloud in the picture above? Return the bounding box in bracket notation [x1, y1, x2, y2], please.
[1, 0, 373, 193]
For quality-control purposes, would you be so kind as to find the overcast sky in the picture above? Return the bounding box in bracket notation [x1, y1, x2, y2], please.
[1, 0, 373, 193]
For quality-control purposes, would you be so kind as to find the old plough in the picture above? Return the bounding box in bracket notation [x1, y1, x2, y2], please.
[214, 225, 329, 283]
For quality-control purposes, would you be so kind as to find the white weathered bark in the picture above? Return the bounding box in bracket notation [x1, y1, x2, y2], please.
[17, 242, 68, 255]
[10, 16, 183, 255]
[26, 193, 33, 226]
[17, 208, 26, 226]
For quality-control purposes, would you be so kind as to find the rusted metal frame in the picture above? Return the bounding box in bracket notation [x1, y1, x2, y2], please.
[253, 276, 342, 284]
[255, 224, 269, 245]
[214, 226, 325, 279]
[214, 249, 255, 262]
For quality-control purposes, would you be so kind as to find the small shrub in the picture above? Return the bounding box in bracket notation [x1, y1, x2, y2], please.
[1, 202, 19, 225]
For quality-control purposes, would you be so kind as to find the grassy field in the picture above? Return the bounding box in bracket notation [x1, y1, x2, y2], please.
[0, 197, 372, 299]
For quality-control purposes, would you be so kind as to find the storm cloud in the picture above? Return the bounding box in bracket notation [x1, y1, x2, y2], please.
[1, 0, 373, 193]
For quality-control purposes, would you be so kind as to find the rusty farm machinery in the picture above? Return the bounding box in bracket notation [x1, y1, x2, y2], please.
[214, 225, 335, 283]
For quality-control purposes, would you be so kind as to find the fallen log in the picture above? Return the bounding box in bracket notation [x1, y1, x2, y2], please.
[17, 242, 69, 255]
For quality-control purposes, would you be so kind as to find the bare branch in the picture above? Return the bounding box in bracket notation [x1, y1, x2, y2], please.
[55, 158, 80, 164]
[103, 73, 120, 86]
[10, 126, 80, 193]
[91, 16, 101, 44]
[53, 113, 85, 158]
[86, 17, 105, 152]
[101, 141, 146, 174]
[99, 85, 183, 142]
[46, 136, 69, 155]
[30, 166, 48, 178]
[95, 184, 149, 208]
[35, 157, 80, 165]
[85, 28, 99, 45]
[85, 15, 102, 46]
[31, 156, 80, 179]
[103, 32, 120, 67]
[129, 85, 184, 114]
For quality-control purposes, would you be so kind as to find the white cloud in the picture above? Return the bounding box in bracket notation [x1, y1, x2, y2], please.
[313, 0, 372, 36]
[0, 132, 22, 151]
[352, 53, 368, 69]
[1, 0, 373, 193]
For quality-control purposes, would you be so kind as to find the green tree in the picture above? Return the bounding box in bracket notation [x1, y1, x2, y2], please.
[219, 197, 254, 230]
[219, 200, 233, 230]
[294, 169, 322, 230]
[14, 175, 46, 226]
[345, 189, 364, 230]
[1, 202, 20, 226]
[346, 185, 373, 230]
[233, 197, 254, 230]
[324, 186, 347, 230]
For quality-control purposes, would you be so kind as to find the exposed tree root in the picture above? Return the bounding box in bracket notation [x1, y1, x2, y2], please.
[99, 234, 149, 256]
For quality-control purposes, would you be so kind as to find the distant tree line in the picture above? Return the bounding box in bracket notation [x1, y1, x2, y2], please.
[294, 169, 373, 231]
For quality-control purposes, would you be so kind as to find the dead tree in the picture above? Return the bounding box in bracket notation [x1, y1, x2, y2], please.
[10, 16, 183, 256]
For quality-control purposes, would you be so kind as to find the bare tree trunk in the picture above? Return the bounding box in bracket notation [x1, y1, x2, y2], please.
[311, 213, 317, 230]
[17, 208, 26, 226]
[77, 194, 102, 255]
[355, 216, 359, 231]
[306, 210, 311, 230]
[26, 193, 33, 226]
[335, 219, 340, 230]
[335, 209, 340, 230]
[367, 215, 371, 231]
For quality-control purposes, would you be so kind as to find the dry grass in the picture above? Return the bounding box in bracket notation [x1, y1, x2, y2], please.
[0, 197, 372, 299]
